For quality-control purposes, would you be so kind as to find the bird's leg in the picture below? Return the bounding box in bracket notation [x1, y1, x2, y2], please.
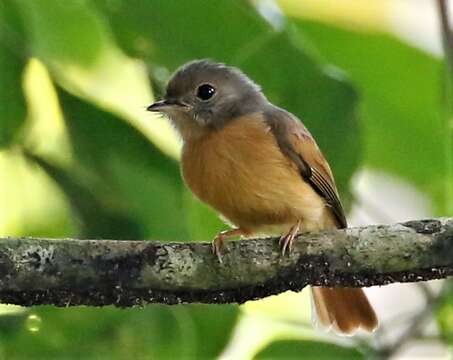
[279, 220, 301, 255]
[212, 228, 246, 263]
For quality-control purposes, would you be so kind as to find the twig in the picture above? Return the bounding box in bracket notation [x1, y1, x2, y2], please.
[438, 0, 453, 69]
[376, 282, 449, 359]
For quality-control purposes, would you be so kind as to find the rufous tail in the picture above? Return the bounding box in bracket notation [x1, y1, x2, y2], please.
[311, 287, 378, 335]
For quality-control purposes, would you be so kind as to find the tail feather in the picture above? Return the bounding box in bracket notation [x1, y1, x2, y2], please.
[312, 287, 378, 335]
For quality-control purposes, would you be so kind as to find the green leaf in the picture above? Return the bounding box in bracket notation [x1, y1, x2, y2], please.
[0, 312, 28, 336]
[0, 305, 238, 359]
[0, 0, 27, 148]
[114, 305, 238, 359]
[25, 152, 143, 240]
[56, 86, 188, 240]
[254, 340, 364, 360]
[180, 304, 239, 359]
[93, 0, 270, 70]
[184, 190, 225, 241]
[294, 20, 447, 212]
[15, 0, 107, 66]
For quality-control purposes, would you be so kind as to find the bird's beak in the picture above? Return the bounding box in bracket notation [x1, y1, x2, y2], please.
[147, 99, 185, 112]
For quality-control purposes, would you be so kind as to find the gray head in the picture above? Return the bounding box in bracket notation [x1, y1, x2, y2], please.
[147, 60, 267, 139]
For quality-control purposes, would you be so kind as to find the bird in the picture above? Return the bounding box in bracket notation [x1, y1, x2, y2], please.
[147, 60, 378, 334]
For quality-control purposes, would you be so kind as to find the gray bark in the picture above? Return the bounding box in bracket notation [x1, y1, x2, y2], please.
[0, 218, 452, 307]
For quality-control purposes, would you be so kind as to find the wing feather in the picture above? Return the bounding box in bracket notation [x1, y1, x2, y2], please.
[264, 107, 347, 229]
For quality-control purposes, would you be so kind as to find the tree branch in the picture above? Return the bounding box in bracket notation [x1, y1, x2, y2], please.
[0, 218, 452, 307]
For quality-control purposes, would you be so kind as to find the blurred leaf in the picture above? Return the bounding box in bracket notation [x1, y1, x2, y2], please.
[180, 304, 239, 359]
[93, 0, 270, 69]
[295, 20, 446, 212]
[15, 0, 107, 67]
[436, 281, 453, 344]
[0, 312, 28, 336]
[0, 0, 26, 43]
[254, 339, 364, 360]
[56, 86, 188, 241]
[0, 0, 27, 148]
[115, 306, 195, 360]
[0, 305, 238, 360]
[95, 0, 361, 206]
[184, 191, 225, 241]
[113, 305, 238, 359]
[26, 152, 143, 240]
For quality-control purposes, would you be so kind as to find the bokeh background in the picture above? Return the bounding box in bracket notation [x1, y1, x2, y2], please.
[0, 0, 452, 358]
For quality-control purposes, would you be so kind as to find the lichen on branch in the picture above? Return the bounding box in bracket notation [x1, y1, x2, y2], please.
[0, 218, 452, 307]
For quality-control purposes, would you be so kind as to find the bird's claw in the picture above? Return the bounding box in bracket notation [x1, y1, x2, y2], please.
[212, 234, 225, 263]
[279, 232, 295, 256]
[211, 228, 244, 263]
[279, 221, 301, 256]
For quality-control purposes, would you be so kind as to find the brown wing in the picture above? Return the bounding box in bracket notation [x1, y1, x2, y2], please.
[264, 107, 347, 229]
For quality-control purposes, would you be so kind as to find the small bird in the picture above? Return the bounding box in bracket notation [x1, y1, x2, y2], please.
[147, 60, 378, 334]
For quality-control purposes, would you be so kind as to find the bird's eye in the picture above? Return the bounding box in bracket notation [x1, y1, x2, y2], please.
[196, 84, 216, 100]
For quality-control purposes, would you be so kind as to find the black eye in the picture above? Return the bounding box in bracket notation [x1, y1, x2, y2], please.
[196, 84, 216, 100]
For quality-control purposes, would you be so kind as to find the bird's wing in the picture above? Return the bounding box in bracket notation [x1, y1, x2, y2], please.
[264, 107, 347, 229]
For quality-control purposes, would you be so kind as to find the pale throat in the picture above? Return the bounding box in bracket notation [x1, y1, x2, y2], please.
[167, 111, 210, 142]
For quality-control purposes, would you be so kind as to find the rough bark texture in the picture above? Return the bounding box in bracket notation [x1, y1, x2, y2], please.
[0, 218, 452, 307]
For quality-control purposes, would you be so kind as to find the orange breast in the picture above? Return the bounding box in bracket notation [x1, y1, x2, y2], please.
[181, 114, 332, 233]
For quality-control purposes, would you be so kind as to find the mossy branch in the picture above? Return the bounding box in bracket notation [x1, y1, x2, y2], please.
[0, 218, 452, 307]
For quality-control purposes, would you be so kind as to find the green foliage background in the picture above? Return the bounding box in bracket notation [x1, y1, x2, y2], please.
[0, 0, 452, 359]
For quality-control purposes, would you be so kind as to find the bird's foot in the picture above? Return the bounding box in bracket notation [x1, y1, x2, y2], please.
[212, 228, 245, 263]
[212, 233, 226, 263]
[279, 220, 301, 255]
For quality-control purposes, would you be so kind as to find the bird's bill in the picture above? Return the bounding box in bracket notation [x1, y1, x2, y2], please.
[147, 99, 187, 112]
[147, 100, 170, 112]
